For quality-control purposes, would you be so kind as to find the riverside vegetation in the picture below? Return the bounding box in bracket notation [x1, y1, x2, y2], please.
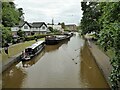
[80, 1, 120, 89]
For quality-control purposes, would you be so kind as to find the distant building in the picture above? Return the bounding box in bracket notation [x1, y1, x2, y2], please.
[47, 24, 64, 32]
[11, 21, 48, 36]
[65, 24, 77, 31]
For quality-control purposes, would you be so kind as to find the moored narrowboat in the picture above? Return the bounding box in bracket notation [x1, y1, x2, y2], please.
[21, 41, 45, 61]
[45, 33, 73, 45]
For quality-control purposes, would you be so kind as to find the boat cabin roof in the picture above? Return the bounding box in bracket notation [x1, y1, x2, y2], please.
[26, 41, 44, 49]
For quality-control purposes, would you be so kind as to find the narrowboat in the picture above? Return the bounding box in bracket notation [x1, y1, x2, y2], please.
[45, 34, 72, 45]
[45, 35, 59, 45]
[21, 41, 45, 61]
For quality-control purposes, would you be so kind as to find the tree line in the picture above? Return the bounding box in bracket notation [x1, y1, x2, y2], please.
[80, 1, 120, 89]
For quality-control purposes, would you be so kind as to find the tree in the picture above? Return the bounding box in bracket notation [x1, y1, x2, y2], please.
[61, 22, 65, 29]
[48, 27, 53, 32]
[18, 8, 24, 21]
[1, 25, 12, 46]
[81, 2, 101, 37]
[98, 2, 120, 89]
[2, 2, 24, 27]
[58, 22, 61, 25]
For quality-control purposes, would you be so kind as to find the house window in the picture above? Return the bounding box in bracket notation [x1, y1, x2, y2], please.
[42, 26, 45, 29]
[24, 26, 28, 29]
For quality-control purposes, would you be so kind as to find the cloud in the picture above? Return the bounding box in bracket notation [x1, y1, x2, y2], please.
[14, 0, 83, 25]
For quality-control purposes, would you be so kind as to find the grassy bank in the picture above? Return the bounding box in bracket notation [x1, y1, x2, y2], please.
[2, 38, 45, 63]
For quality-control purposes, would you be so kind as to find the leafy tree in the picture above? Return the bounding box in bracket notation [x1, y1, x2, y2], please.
[18, 8, 24, 21]
[58, 22, 61, 25]
[98, 2, 120, 89]
[2, 2, 24, 27]
[1, 25, 12, 46]
[81, 2, 101, 37]
[61, 22, 65, 29]
[48, 27, 53, 32]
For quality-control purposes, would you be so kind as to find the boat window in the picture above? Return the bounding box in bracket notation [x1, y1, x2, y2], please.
[31, 43, 43, 54]
[25, 48, 32, 53]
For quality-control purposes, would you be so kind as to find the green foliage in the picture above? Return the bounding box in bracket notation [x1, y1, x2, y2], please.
[97, 2, 120, 89]
[25, 36, 35, 41]
[53, 29, 59, 33]
[25, 34, 47, 41]
[48, 27, 53, 32]
[2, 2, 24, 27]
[1, 25, 12, 46]
[17, 29, 25, 37]
[81, 2, 101, 36]
[81, 1, 120, 89]
[61, 22, 65, 29]
[35, 34, 48, 39]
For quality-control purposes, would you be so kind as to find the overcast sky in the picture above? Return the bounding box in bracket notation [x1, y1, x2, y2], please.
[14, 0, 83, 25]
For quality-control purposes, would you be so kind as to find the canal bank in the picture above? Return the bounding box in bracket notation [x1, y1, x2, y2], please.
[2, 53, 21, 73]
[81, 40, 112, 88]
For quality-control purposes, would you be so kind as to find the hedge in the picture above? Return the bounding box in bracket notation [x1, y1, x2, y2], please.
[25, 34, 48, 41]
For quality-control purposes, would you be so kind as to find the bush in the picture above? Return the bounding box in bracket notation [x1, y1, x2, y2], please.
[2, 26, 13, 47]
[25, 34, 48, 41]
[17, 29, 25, 37]
[35, 34, 47, 39]
[25, 36, 35, 41]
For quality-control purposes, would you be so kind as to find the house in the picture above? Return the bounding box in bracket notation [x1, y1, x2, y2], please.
[47, 24, 64, 32]
[31, 22, 48, 34]
[11, 21, 48, 36]
[65, 24, 77, 31]
[11, 21, 32, 36]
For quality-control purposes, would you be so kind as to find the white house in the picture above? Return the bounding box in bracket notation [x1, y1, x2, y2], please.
[11, 21, 48, 36]
[31, 22, 48, 34]
[47, 24, 64, 32]
[11, 21, 32, 36]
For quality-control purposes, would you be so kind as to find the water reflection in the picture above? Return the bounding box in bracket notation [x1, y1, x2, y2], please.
[80, 42, 109, 88]
[45, 40, 69, 52]
[2, 62, 26, 88]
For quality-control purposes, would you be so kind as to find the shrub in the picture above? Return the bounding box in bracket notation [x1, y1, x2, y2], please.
[25, 34, 48, 41]
[25, 36, 35, 41]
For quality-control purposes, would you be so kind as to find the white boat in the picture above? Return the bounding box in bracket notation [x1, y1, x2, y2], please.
[21, 41, 45, 61]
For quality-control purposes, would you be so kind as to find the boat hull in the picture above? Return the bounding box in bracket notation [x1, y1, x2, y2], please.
[45, 35, 72, 45]
[45, 39, 59, 45]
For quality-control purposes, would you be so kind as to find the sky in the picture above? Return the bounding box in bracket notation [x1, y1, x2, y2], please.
[14, 0, 83, 25]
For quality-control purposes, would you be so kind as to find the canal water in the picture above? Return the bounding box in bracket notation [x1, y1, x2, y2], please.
[2, 33, 109, 88]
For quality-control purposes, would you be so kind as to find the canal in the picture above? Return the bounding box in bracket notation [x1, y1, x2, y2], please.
[2, 33, 109, 88]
